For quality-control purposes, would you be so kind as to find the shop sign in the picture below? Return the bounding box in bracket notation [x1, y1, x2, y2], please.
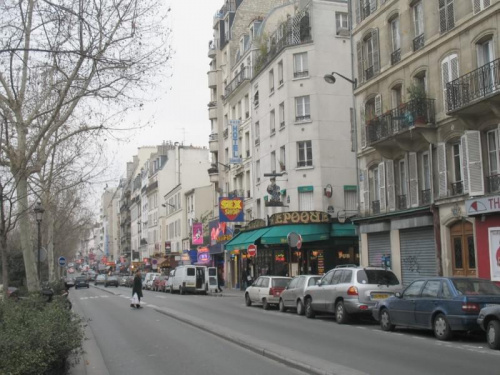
[488, 228, 500, 281]
[275, 252, 285, 262]
[466, 195, 500, 216]
[246, 219, 266, 231]
[219, 197, 244, 222]
[269, 211, 330, 226]
[192, 223, 203, 245]
[317, 250, 324, 275]
[197, 247, 210, 263]
[209, 220, 234, 244]
[165, 241, 171, 254]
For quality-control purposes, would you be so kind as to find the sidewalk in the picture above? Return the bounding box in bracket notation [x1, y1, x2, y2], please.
[208, 287, 245, 297]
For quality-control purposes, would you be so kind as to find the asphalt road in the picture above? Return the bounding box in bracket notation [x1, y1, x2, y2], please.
[72, 285, 500, 375]
[71, 286, 307, 375]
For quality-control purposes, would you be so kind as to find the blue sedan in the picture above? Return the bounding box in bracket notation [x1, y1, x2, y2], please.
[372, 277, 500, 341]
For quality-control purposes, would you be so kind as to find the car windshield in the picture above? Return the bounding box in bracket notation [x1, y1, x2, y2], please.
[452, 279, 500, 296]
[76, 277, 86, 281]
[97, 275, 105, 280]
[108, 276, 117, 280]
[272, 278, 290, 288]
[357, 270, 399, 285]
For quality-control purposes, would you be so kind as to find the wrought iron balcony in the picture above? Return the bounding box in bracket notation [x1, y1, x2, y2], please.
[446, 58, 500, 114]
[372, 200, 380, 215]
[413, 34, 424, 52]
[296, 115, 311, 122]
[421, 189, 432, 205]
[397, 195, 407, 210]
[487, 174, 500, 193]
[366, 98, 436, 146]
[451, 181, 464, 196]
[391, 49, 401, 66]
[223, 67, 251, 100]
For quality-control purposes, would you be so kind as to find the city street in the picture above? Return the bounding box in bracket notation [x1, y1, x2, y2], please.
[70, 285, 500, 375]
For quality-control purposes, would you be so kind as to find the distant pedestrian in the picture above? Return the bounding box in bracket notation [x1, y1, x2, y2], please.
[217, 268, 223, 293]
[131, 270, 143, 308]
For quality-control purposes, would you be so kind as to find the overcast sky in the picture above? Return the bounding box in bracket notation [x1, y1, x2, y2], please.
[106, 0, 222, 179]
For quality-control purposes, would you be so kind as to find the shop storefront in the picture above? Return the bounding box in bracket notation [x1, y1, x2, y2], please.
[208, 219, 234, 287]
[466, 196, 500, 282]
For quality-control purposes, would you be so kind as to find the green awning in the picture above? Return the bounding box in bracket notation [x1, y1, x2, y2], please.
[260, 224, 330, 245]
[330, 223, 356, 237]
[224, 227, 271, 251]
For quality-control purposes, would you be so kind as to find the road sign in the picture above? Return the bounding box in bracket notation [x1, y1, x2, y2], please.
[58, 256, 66, 267]
[247, 244, 257, 257]
[287, 232, 302, 250]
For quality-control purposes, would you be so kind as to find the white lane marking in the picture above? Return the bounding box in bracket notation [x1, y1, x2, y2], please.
[80, 297, 88, 300]
[100, 295, 109, 298]
[147, 304, 158, 308]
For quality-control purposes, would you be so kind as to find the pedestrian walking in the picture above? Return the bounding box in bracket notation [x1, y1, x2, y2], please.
[131, 270, 143, 308]
[217, 268, 224, 293]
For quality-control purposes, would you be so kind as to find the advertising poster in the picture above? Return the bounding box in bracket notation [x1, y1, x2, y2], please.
[488, 228, 500, 281]
[192, 222, 203, 245]
[219, 197, 244, 222]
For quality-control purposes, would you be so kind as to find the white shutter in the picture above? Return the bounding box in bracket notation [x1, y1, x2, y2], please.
[372, 28, 380, 75]
[429, 143, 434, 202]
[386, 159, 396, 211]
[375, 94, 382, 116]
[357, 41, 363, 83]
[379, 162, 386, 212]
[473, 0, 481, 14]
[442, 58, 450, 111]
[404, 153, 410, 208]
[409, 152, 419, 207]
[369, 0, 377, 13]
[461, 135, 469, 194]
[360, 106, 366, 149]
[359, 169, 368, 214]
[437, 142, 448, 197]
[465, 130, 485, 196]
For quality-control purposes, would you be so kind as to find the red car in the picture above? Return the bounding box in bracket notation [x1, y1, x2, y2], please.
[153, 276, 168, 292]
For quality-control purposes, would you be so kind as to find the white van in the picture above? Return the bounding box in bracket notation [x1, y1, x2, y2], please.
[144, 272, 161, 290]
[170, 265, 217, 295]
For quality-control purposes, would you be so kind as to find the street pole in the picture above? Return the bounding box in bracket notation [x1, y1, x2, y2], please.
[34, 202, 44, 284]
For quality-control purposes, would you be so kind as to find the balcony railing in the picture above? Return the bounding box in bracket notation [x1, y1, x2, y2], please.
[372, 200, 380, 214]
[296, 115, 311, 122]
[413, 34, 424, 52]
[224, 67, 251, 100]
[397, 195, 407, 210]
[391, 49, 401, 65]
[294, 70, 309, 79]
[446, 58, 500, 113]
[209, 133, 218, 142]
[488, 174, 500, 193]
[421, 189, 432, 205]
[366, 98, 436, 145]
[451, 181, 464, 196]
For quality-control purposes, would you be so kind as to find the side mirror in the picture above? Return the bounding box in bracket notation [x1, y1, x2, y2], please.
[395, 292, 402, 298]
[316, 280, 322, 286]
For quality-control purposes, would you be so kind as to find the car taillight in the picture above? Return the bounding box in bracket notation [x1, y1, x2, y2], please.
[462, 302, 480, 312]
[347, 286, 358, 296]
[269, 288, 275, 296]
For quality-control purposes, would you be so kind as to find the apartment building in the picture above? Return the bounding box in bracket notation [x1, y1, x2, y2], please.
[352, 0, 500, 285]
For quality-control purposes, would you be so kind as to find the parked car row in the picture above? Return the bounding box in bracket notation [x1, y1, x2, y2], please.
[244, 266, 500, 350]
[94, 274, 119, 287]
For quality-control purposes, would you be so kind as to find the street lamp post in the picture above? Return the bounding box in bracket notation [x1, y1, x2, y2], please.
[34, 202, 45, 282]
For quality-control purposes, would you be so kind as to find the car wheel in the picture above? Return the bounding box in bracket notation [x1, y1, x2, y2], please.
[305, 298, 315, 319]
[279, 299, 287, 312]
[487, 320, 500, 350]
[245, 293, 252, 306]
[262, 298, 270, 310]
[335, 301, 350, 324]
[380, 308, 395, 332]
[296, 300, 305, 316]
[433, 313, 453, 341]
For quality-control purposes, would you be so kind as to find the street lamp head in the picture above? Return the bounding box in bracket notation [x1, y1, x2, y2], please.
[323, 73, 336, 84]
[34, 201, 44, 223]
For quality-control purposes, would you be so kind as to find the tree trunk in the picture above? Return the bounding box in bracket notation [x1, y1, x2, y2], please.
[0, 233, 8, 297]
[16, 175, 39, 291]
[46, 210, 55, 282]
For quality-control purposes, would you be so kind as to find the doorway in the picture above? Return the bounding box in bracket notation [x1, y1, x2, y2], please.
[450, 221, 476, 277]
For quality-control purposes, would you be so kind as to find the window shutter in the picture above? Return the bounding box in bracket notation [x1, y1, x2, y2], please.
[439, 0, 447, 33]
[374, 94, 382, 116]
[409, 152, 419, 207]
[485, 0, 491, 8]
[379, 162, 386, 212]
[360, 106, 366, 149]
[465, 130, 485, 196]
[386, 159, 396, 211]
[372, 28, 380, 75]
[473, 0, 481, 14]
[460, 135, 469, 194]
[369, 0, 377, 13]
[359, 169, 368, 214]
[429, 143, 434, 202]
[447, 0, 455, 30]
[356, 0, 361, 24]
[356, 41, 363, 83]
[437, 142, 448, 197]
[404, 153, 410, 208]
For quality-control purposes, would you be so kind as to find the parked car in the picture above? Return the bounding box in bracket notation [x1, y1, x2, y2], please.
[477, 305, 500, 349]
[94, 274, 106, 286]
[87, 270, 97, 281]
[105, 275, 119, 287]
[144, 272, 161, 290]
[373, 277, 500, 341]
[245, 276, 292, 310]
[279, 275, 321, 315]
[119, 276, 129, 286]
[126, 275, 135, 287]
[170, 266, 214, 295]
[74, 276, 89, 289]
[303, 266, 402, 323]
[165, 270, 175, 292]
[153, 276, 167, 292]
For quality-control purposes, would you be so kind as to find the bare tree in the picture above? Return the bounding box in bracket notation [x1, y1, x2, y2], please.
[0, 0, 172, 291]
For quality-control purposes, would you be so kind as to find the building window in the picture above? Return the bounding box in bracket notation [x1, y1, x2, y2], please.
[413, 1, 424, 38]
[452, 142, 463, 195]
[487, 129, 499, 176]
[279, 102, 285, 129]
[278, 60, 284, 85]
[254, 84, 259, 107]
[297, 141, 313, 167]
[336, 12, 349, 36]
[269, 69, 274, 94]
[299, 191, 314, 211]
[255, 121, 260, 146]
[473, 0, 491, 14]
[358, 0, 376, 22]
[256, 160, 261, 183]
[413, 70, 427, 95]
[370, 166, 380, 213]
[293, 52, 309, 78]
[295, 96, 311, 122]
[441, 53, 459, 111]
[344, 189, 357, 211]
[391, 84, 403, 108]
[279, 146, 286, 171]
[438, 0, 454, 34]
[358, 29, 379, 82]
[270, 110, 276, 136]
[244, 94, 250, 119]
[271, 151, 276, 173]
[390, 16, 401, 65]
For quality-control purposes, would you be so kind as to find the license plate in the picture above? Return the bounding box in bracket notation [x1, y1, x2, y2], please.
[486, 303, 500, 307]
[371, 293, 389, 300]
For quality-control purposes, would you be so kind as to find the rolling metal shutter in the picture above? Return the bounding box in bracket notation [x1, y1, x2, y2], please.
[368, 232, 391, 267]
[400, 227, 437, 286]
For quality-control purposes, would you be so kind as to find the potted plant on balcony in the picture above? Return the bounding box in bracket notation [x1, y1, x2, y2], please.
[407, 83, 427, 125]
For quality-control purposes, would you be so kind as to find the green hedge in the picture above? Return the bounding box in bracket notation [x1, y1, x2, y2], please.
[0, 294, 83, 375]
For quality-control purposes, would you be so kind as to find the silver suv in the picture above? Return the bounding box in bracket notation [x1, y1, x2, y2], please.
[303, 266, 402, 324]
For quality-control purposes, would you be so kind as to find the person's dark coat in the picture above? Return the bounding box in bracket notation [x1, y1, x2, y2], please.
[132, 275, 143, 298]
